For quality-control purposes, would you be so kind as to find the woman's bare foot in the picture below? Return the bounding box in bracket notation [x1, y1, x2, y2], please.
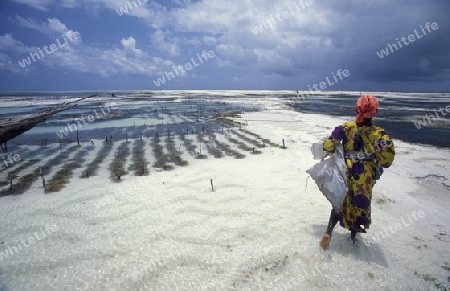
[320, 234, 331, 250]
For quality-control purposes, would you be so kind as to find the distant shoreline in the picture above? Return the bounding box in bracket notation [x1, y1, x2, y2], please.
[1, 90, 450, 95]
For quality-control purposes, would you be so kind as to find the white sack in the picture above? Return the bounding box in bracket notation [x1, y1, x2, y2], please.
[306, 143, 348, 211]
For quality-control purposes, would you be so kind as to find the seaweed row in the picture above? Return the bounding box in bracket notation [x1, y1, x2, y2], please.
[7, 158, 41, 177]
[80, 141, 114, 178]
[180, 135, 197, 157]
[0, 145, 78, 196]
[149, 137, 173, 170]
[131, 139, 149, 176]
[109, 141, 130, 181]
[233, 130, 265, 148]
[208, 133, 245, 159]
[195, 133, 220, 159]
[238, 128, 274, 146]
[45, 148, 89, 192]
[165, 137, 188, 166]
[239, 128, 262, 139]
[214, 117, 242, 128]
[226, 134, 253, 152]
[3, 145, 60, 178]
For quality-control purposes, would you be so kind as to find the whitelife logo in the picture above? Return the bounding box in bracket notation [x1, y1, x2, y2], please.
[18, 31, 81, 68]
[251, 0, 314, 35]
[153, 50, 215, 87]
[291, 69, 350, 103]
[116, 0, 149, 16]
[413, 104, 450, 129]
[0, 154, 21, 172]
[56, 102, 117, 139]
[376, 22, 439, 59]
[0, 224, 58, 261]
[363, 210, 425, 246]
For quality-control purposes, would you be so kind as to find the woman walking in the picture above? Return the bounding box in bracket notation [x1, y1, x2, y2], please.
[319, 95, 395, 250]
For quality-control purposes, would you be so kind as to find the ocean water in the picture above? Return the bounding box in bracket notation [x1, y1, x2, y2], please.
[0, 91, 260, 149]
[284, 91, 450, 148]
[0, 90, 449, 149]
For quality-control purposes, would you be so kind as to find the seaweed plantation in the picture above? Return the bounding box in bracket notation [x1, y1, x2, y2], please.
[130, 139, 149, 176]
[46, 148, 89, 192]
[165, 137, 188, 166]
[150, 136, 173, 170]
[0, 94, 283, 195]
[110, 141, 130, 181]
[46, 162, 80, 192]
[81, 142, 113, 178]
[0, 145, 78, 196]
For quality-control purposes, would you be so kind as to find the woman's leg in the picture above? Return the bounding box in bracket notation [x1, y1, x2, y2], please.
[350, 229, 357, 243]
[320, 209, 340, 250]
[325, 209, 340, 235]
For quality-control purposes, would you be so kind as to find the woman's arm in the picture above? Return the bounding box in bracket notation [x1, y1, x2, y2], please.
[374, 129, 395, 168]
[323, 124, 347, 153]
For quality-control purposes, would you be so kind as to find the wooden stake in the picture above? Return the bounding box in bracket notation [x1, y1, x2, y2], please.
[210, 179, 214, 192]
[39, 167, 46, 189]
[8, 174, 13, 191]
[77, 129, 80, 146]
[282, 139, 285, 149]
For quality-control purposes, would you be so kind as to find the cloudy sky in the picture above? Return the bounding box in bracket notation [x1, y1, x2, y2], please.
[0, 0, 449, 91]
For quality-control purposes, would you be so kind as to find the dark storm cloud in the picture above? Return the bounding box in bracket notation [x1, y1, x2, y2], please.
[314, 0, 450, 84]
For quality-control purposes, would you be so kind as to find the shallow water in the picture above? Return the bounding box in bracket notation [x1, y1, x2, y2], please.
[285, 91, 450, 148]
[0, 93, 448, 290]
[0, 91, 258, 149]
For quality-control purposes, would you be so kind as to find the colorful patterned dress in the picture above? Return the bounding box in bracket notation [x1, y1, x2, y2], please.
[323, 121, 395, 233]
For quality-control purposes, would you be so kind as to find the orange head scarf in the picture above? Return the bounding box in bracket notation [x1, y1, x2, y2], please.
[355, 94, 379, 123]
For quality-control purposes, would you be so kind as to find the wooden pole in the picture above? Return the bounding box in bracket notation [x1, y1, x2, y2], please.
[8, 174, 13, 191]
[282, 139, 285, 149]
[39, 167, 46, 189]
[210, 179, 214, 192]
[77, 129, 80, 147]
